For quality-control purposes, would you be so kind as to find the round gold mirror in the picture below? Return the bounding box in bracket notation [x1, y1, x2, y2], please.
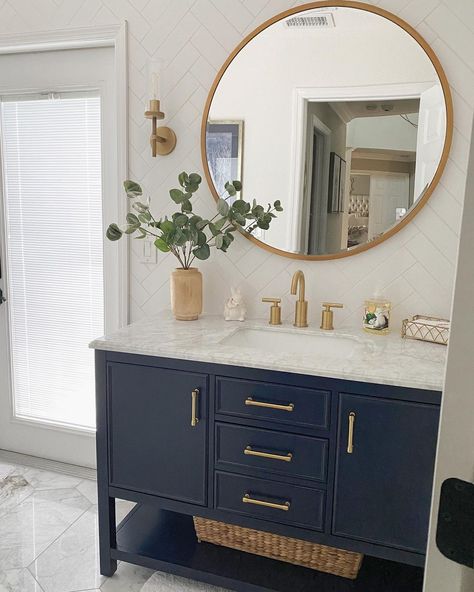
[201, 1, 452, 260]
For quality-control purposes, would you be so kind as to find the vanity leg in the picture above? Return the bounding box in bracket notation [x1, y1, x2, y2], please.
[95, 350, 117, 577]
[97, 493, 117, 576]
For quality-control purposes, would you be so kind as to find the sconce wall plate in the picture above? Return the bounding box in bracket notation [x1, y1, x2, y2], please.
[152, 126, 176, 156]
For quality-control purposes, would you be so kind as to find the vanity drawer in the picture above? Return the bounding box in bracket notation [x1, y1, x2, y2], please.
[216, 423, 328, 482]
[216, 377, 330, 431]
[215, 471, 325, 531]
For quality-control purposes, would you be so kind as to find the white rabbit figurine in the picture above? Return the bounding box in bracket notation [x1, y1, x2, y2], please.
[373, 308, 389, 329]
[224, 287, 246, 322]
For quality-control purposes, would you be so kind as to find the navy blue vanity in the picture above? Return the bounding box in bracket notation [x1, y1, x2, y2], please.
[94, 347, 441, 592]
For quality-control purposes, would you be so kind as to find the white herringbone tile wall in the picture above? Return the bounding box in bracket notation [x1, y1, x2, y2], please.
[1, 0, 472, 329]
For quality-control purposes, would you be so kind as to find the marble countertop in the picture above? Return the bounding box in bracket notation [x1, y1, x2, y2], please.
[90, 312, 447, 391]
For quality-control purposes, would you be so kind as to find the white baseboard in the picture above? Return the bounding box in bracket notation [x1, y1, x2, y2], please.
[0, 448, 96, 480]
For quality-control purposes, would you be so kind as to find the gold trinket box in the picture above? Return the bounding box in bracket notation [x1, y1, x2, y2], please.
[401, 315, 450, 345]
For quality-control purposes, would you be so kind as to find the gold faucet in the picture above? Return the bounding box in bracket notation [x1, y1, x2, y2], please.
[290, 270, 308, 327]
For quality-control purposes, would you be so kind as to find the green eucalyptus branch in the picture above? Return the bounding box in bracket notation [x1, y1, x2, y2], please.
[106, 172, 283, 269]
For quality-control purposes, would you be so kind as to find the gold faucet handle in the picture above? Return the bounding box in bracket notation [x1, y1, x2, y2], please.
[262, 297, 282, 325]
[322, 302, 344, 311]
[321, 303, 343, 330]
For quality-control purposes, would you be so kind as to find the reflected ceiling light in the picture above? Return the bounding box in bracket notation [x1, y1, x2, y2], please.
[283, 12, 335, 27]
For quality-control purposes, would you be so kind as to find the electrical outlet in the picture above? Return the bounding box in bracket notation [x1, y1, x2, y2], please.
[141, 237, 157, 264]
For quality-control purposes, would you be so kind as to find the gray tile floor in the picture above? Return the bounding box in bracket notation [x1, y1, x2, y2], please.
[0, 461, 227, 592]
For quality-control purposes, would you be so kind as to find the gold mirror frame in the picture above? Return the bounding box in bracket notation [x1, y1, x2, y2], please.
[201, 0, 453, 261]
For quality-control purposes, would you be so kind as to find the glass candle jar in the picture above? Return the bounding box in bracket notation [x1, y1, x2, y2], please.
[363, 298, 391, 335]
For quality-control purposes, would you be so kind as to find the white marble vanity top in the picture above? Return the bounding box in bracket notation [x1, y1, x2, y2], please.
[90, 312, 447, 391]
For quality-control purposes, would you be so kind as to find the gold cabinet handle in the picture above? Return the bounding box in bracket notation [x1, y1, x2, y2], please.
[191, 389, 199, 427]
[245, 397, 294, 412]
[347, 411, 356, 453]
[242, 493, 290, 511]
[244, 446, 293, 463]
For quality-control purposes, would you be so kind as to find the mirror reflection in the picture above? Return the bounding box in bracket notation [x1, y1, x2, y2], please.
[205, 6, 448, 257]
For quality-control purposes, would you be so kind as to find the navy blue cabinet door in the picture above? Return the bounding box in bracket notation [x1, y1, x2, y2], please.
[333, 393, 439, 554]
[108, 363, 208, 506]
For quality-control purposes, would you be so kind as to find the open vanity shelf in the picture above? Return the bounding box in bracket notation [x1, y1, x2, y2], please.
[115, 505, 424, 592]
[94, 345, 442, 592]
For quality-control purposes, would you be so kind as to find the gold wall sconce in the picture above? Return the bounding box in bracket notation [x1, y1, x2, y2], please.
[145, 62, 176, 157]
[145, 99, 176, 157]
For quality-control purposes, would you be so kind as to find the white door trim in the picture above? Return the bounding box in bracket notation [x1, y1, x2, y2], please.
[0, 23, 129, 329]
[0, 24, 126, 55]
[288, 81, 434, 254]
[301, 114, 331, 254]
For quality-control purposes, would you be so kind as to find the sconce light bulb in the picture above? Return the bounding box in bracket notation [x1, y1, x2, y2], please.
[152, 72, 159, 99]
[147, 59, 163, 99]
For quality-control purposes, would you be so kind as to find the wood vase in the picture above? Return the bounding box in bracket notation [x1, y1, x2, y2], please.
[170, 268, 203, 321]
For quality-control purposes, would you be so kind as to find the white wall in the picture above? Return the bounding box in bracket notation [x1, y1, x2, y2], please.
[308, 103, 347, 157]
[0, 0, 470, 332]
[209, 7, 438, 252]
[347, 114, 419, 152]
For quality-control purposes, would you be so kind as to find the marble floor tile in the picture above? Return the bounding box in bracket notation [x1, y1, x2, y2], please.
[0, 463, 226, 592]
[141, 571, 228, 592]
[115, 500, 137, 525]
[0, 462, 17, 480]
[76, 479, 98, 504]
[0, 568, 44, 592]
[0, 488, 91, 570]
[101, 562, 155, 592]
[29, 507, 105, 592]
[20, 468, 82, 491]
[0, 473, 33, 519]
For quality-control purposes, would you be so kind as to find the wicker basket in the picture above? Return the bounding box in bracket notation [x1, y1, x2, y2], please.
[193, 517, 363, 580]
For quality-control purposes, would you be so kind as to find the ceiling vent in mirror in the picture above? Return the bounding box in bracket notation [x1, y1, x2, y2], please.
[283, 13, 335, 28]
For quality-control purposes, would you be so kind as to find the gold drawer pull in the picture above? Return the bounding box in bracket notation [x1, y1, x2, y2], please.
[245, 397, 294, 412]
[191, 389, 199, 427]
[244, 446, 292, 463]
[347, 411, 356, 453]
[242, 493, 290, 511]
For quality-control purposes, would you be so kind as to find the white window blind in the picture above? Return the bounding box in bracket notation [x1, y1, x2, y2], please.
[1, 94, 104, 430]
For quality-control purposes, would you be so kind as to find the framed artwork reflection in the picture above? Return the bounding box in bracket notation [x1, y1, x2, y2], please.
[328, 152, 346, 213]
[328, 152, 340, 213]
[338, 157, 347, 212]
[206, 120, 243, 199]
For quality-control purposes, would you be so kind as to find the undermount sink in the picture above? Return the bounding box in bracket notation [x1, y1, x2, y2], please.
[219, 327, 361, 358]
